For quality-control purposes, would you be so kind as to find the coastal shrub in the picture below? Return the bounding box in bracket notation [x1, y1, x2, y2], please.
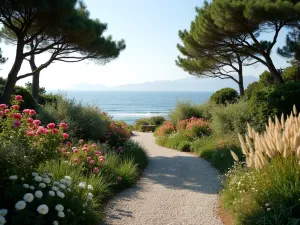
[39, 93, 59, 106]
[178, 141, 191, 152]
[0, 96, 68, 189]
[210, 88, 238, 105]
[135, 116, 166, 131]
[38, 96, 110, 142]
[259, 70, 275, 86]
[191, 136, 242, 173]
[248, 81, 300, 130]
[122, 140, 148, 171]
[156, 121, 176, 137]
[169, 101, 203, 124]
[105, 121, 131, 148]
[221, 106, 300, 224]
[211, 100, 250, 136]
[183, 117, 211, 138]
[282, 64, 300, 81]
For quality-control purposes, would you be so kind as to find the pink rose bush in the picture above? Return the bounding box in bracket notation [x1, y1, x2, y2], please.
[105, 121, 131, 148]
[156, 121, 176, 137]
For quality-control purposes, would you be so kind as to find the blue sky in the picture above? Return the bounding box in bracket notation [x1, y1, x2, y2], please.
[0, 0, 290, 89]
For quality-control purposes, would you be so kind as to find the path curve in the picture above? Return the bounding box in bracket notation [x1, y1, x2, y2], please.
[103, 132, 223, 225]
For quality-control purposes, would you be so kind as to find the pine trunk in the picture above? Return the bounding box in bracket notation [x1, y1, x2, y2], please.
[29, 55, 40, 102]
[0, 40, 24, 104]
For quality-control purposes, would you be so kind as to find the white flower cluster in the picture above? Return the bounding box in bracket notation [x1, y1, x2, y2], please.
[5, 172, 94, 223]
[0, 209, 8, 225]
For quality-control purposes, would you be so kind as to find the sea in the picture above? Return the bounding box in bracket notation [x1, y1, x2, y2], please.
[51, 91, 213, 125]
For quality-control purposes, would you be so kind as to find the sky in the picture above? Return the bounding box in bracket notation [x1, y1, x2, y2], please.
[0, 0, 290, 90]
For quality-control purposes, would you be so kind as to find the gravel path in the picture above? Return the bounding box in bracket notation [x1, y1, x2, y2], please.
[103, 131, 223, 225]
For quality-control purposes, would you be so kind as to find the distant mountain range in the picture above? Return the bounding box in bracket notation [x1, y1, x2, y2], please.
[67, 76, 258, 92]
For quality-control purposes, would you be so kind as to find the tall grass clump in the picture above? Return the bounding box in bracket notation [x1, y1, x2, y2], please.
[38, 96, 110, 142]
[221, 106, 300, 225]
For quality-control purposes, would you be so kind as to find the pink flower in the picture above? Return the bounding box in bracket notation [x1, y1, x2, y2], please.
[59, 122, 68, 130]
[66, 141, 71, 146]
[52, 128, 58, 133]
[95, 151, 102, 156]
[47, 123, 56, 129]
[11, 105, 20, 110]
[117, 176, 122, 182]
[29, 109, 36, 116]
[87, 156, 92, 161]
[4, 109, 10, 114]
[79, 139, 84, 144]
[93, 167, 99, 174]
[91, 144, 97, 148]
[23, 109, 30, 114]
[13, 120, 21, 128]
[0, 104, 7, 109]
[89, 160, 95, 165]
[62, 133, 69, 140]
[26, 131, 35, 136]
[73, 158, 79, 164]
[13, 113, 22, 120]
[33, 120, 41, 125]
[15, 95, 23, 101]
[82, 147, 89, 152]
[27, 118, 33, 123]
[84, 144, 88, 147]
[0, 111, 3, 117]
[73, 148, 79, 153]
[99, 156, 105, 163]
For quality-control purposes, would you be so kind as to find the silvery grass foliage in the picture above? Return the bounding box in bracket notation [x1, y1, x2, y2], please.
[234, 105, 300, 170]
[222, 106, 300, 225]
[0, 172, 97, 225]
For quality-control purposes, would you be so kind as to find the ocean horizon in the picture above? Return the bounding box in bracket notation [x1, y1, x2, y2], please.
[49, 91, 213, 124]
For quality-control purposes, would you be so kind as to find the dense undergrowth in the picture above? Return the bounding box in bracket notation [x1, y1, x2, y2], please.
[0, 94, 148, 225]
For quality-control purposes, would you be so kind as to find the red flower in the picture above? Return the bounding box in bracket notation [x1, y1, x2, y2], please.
[82, 147, 89, 152]
[0, 104, 7, 109]
[29, 109, 36, 116]
[62, 133, 69, 140]
[0, 111, 3, 117]
[13, 120, 21, 128]
[89, 160, 95, 165]
[73, 158, 79, 164]
[4, 109, 10, 114]
[73, 148, 79, 153]
[26, 131, 35, 136]
[15, 95, 23, 101]
[23, 109, 30, 114]
[87, 156, 92, 161]
[11, 105, 20, 110]
[47, 123, 56, 129]
[13, 113, 22, 120]
[93, 167, 99, 174]
[27, 118, 34, 123]
[33, 120, 41, 125]
[59, 122, 68, 130]
[52, 128, 59, 133]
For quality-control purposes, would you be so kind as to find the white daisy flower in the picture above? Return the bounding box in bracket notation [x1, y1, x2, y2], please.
[78, 182, 86, 189]
[0, 209, 8, 217]
[23, 184, 29, 188]
[29, 186, 35, 190]
[23, 193, 34, 203]
[34, 176, 43, 182]
[58, 211, 65, 218]
[37, 204, 49, 215]
[34, 191, 43, 199]
[9, 175, 18, 180]
[43, 178, 51, 184]
[15, 201, 26, 210]
[49, 191, 55, 196]
[55, 204, 64, 212]
[0, 216, 6, 225]
[87, 185, 93, 191]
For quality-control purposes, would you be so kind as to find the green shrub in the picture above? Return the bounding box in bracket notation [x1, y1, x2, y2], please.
[222, 157, 300, 225]
[156, 132, 191, 150]
[259, 70, 275, 86]
[248, 81, 300, 130]
[282, 64, 300, 82]
[244, 81, 264, 100]
[169, 101, 203, 124]
[122, 140, 148, 171]
[211, 100, 250, 136]
[135, 116, 166, 132]
[191, 136, 242, 173]
[38, 96, 110, 142]
[178, 141, 191, 152]
[39, 93, 59, 106]
[148, 116, 166, 126]
[105, 121, 131, 148]
[210, 88, 238, 105]
[135, 118, 150, 131]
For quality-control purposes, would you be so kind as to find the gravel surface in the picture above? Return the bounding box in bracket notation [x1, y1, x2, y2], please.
[102, 131, 223, 225]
